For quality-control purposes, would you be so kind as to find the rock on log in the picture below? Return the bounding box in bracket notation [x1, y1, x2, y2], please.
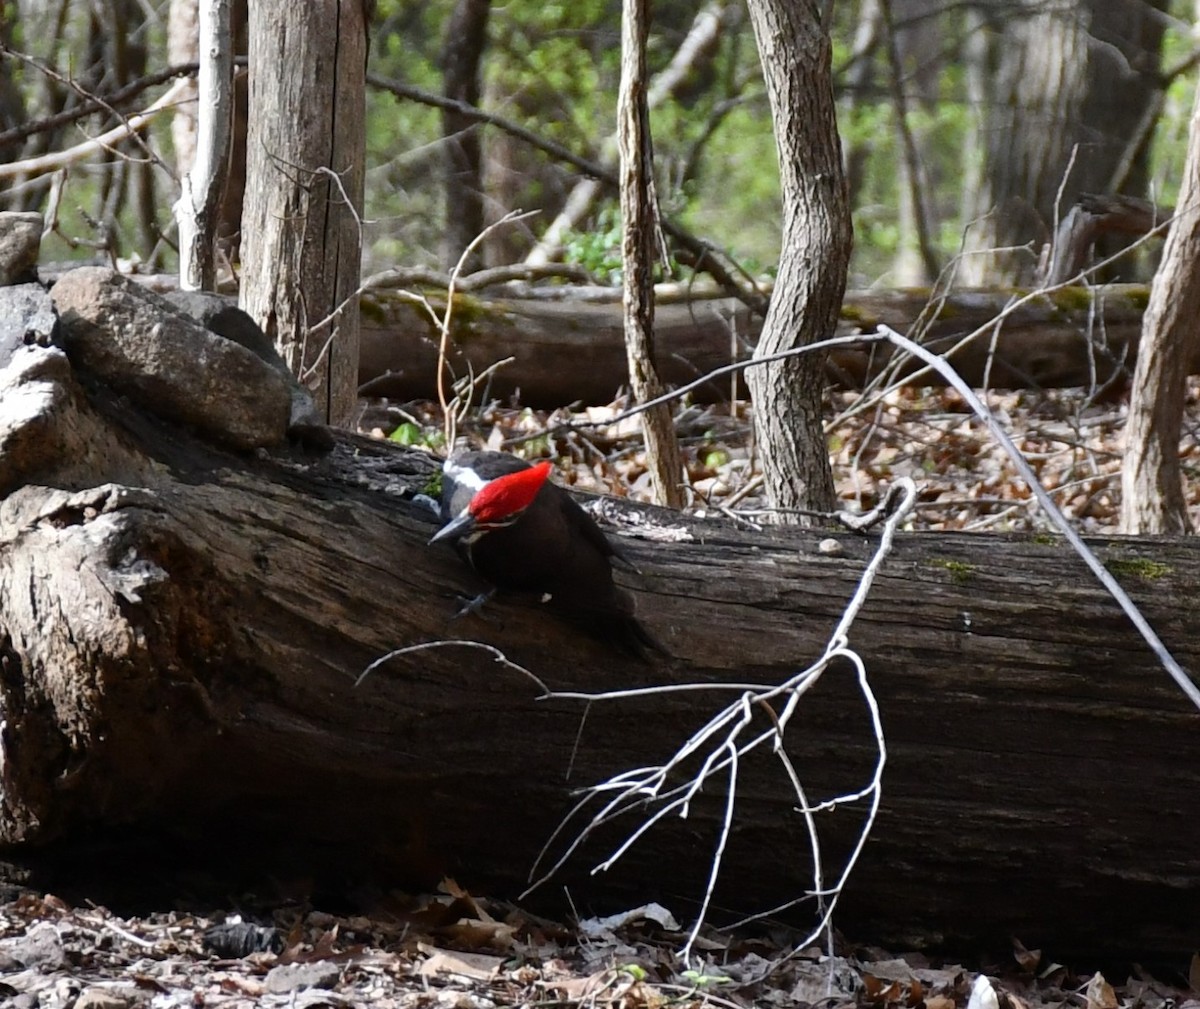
[2, 345, 1200, 961]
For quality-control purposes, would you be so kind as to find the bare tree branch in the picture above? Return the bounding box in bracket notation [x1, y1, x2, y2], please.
[367, 71, 769, 317]
[0, 53, 198, 149]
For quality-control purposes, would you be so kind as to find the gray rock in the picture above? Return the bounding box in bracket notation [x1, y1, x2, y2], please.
[164, 290, 288, 374]
[52, 267, 292, 450]
[164, 289, 334, 450]
[264, 960, 342, 993]
[74, 987, 137, 1009]
[0, 283, 58, 371]
[0, 212, 43, 286]
[0, 921, 66, 968]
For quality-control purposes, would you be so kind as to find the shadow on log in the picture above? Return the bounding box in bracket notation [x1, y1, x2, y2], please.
[1, 269, 1199, 962]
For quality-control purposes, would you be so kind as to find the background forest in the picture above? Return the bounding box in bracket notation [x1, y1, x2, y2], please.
[1, 0, 1193, 288]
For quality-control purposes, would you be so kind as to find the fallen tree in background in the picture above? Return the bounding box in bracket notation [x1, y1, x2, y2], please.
[37, 264, 1154, 406]
[360, 284, 1150, 405]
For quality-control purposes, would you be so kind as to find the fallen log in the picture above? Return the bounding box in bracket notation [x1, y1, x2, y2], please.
[34, 263, 1155, 407]
[358, 284, 1153, 405]
[2, 282, 1199, 962]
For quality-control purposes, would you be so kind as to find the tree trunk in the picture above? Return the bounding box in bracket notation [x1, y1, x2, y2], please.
[962, 0, 1089, 284]
[168, 0, 201, 188]
[743, 0, 850, 519]
[880, 0, 939, 286]
[838, 0, 880, 213]
[961, 0, 1167, 285]
[167, 0, 247, 274]
[220, 0, 250, 262]
[239, 0, 367, 426]
[0, 6, 28, 170]
[439, 0, 491, 272]
[3, 341, 1200, 960]
[175, 0, 233, 293]
[1120, 88, 1200, 533]
[618, 0, 684, 509]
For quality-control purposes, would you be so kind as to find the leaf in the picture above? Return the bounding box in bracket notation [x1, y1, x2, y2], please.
[416, 943, 504, 981]
[681, 969, 731, 987]
[965, 974, 999, 1009]
[1011, 936, 1041, 972]
[1085, 972, 1118, 1009]
[440, 918, 516, 951]
[578, 903, 681, 936]
[388, 422, 422, 445]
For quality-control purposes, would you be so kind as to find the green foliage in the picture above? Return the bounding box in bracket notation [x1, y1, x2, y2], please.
[6, 0, 1198, 287]
[388, 422, 444, 451]
[680, 969, 732, 987]
[1105, 557, 1172, 580]
[559, 203, 696, 283]
[364, 1, 449, 271]
[1148, 19, 1198, 208]
[931, 558, 976, 584]
[422, 469, 444, 500]
[676, 102, 782, 274]
[561, 205, 624, 283]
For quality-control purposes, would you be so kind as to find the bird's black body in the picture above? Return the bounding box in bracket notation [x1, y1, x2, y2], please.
[433, 451, 662, 655]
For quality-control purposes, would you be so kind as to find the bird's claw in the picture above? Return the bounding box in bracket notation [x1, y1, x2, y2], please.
[452, 589, 496, 622]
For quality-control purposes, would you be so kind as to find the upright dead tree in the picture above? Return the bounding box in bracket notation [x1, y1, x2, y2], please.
[439, 0, 491, 272]
[618, 0, 685, 509]
[174, 0, 232, 292]
[744, 0, 851, 519]
[239, 0, 368, 426]
[1120, 77, 1200, 534]
[959, 0, 1167, 284]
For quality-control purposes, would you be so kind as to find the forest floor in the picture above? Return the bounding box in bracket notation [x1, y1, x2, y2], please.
[361, 378, 1200, 534]
[3, 882, 1198, 1009]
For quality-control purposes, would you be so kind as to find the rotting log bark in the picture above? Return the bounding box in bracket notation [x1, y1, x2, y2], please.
[358, 285, 1151, 405]
[2, 345, 1199, 961]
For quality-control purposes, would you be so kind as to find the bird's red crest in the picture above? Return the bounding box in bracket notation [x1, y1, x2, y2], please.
[469, 461, 552, 523]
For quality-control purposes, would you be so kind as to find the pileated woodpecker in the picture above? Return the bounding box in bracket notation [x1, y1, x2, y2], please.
[429, 451, 662, 655]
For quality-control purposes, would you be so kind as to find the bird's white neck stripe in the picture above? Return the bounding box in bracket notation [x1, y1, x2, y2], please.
[443, 457, 487, 491]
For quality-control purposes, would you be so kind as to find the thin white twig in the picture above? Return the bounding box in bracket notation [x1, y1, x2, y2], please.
[356, 639, 549, 695]
[437, 209, 540, 448]
[680, 741, 740, 962]
[525, 480, 914, 970]
[0, 76, 192, 180]
[876, 324, 1200, 712]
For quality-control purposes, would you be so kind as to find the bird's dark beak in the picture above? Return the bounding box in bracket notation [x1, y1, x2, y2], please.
[429, 511, 475, 545]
